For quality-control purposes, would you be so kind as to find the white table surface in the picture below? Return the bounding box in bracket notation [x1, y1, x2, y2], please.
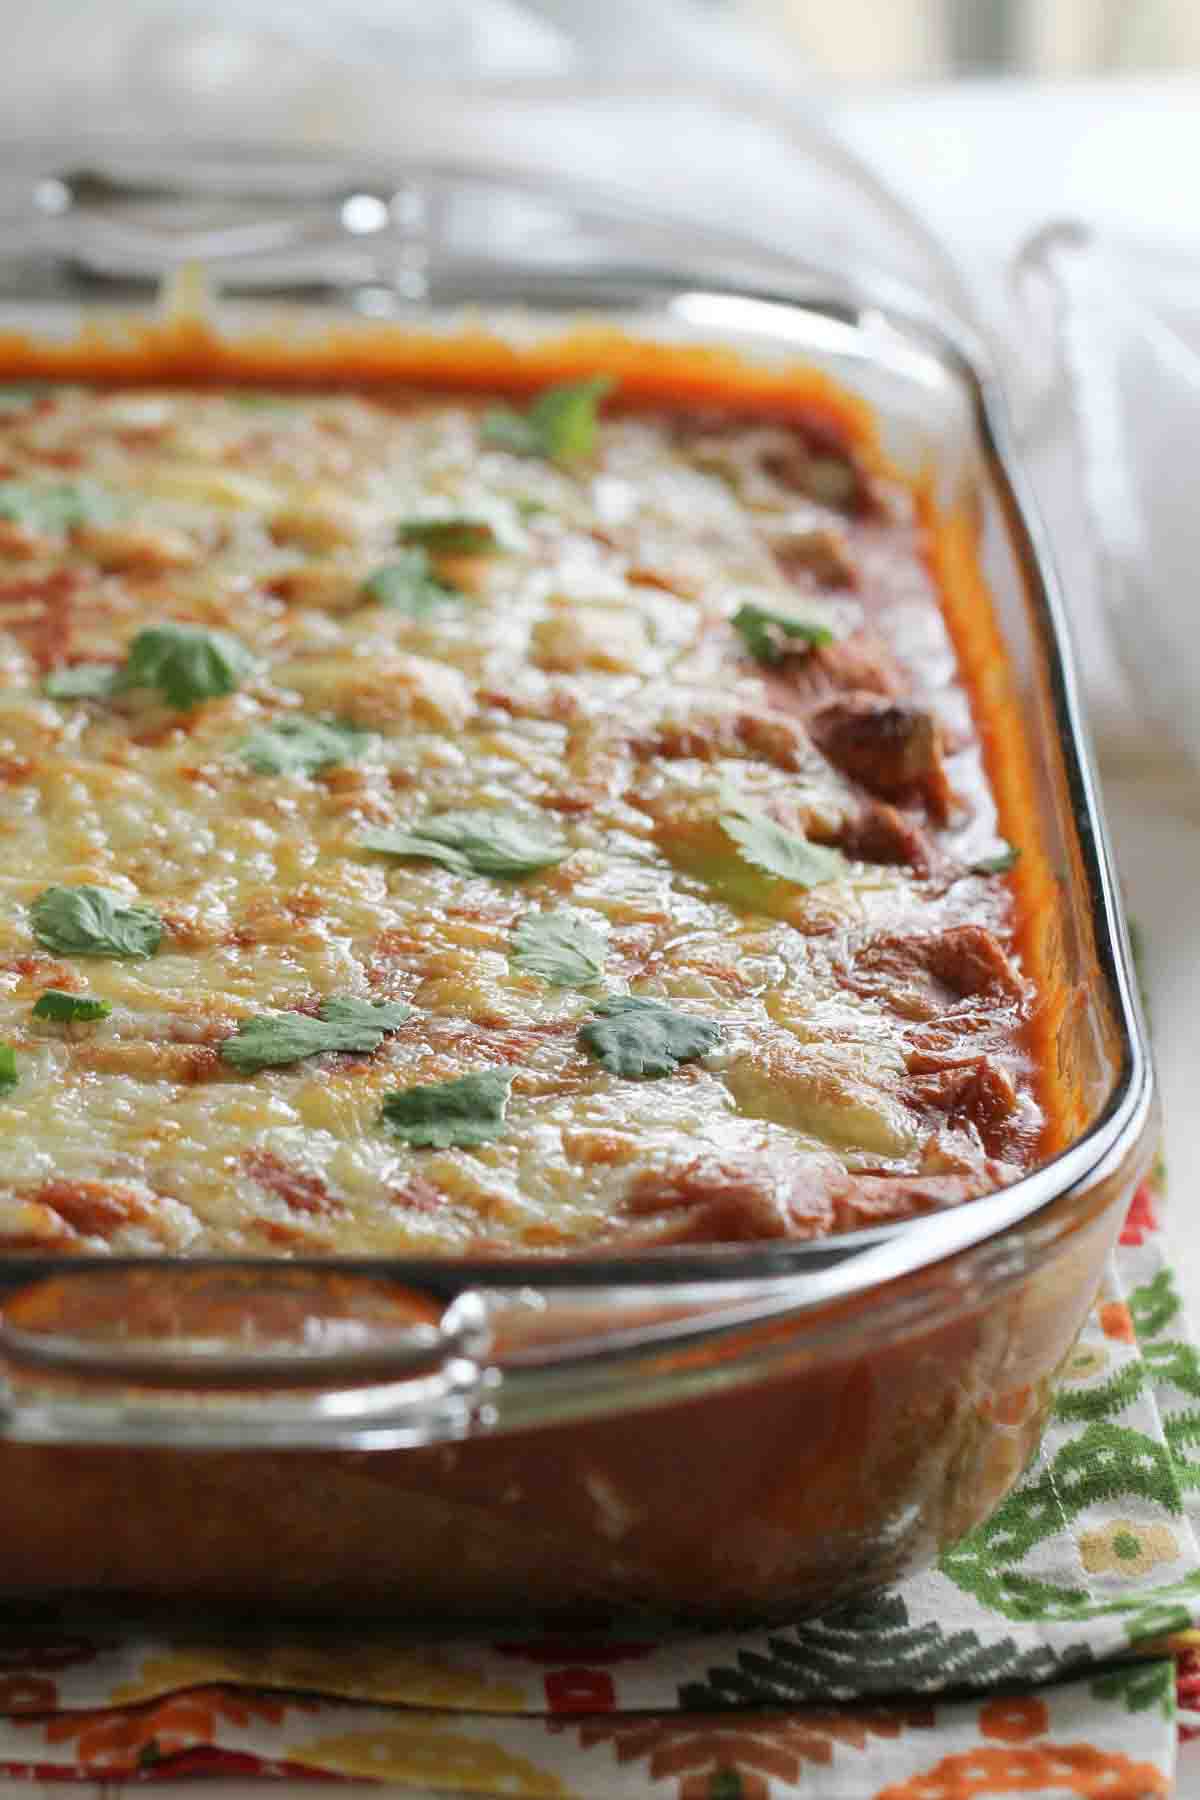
[2, 69, 1197, 1800]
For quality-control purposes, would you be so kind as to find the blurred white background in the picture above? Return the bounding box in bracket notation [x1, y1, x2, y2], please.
[748, 0, 1200, 77]
[6, 0, 1200, 145]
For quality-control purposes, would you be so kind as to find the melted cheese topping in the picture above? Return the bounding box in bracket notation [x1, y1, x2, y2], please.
[0, 381, 1042, 1256]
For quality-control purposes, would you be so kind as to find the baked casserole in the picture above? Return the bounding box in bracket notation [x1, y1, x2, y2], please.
[0, 282, 1150, 1621]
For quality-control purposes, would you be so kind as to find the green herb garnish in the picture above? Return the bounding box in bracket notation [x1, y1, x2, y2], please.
[45, 624, 256, 711]
[229, 392, 298, 411]
[731, 600, 835, 665]
[0, 479, 114, 536]
[318, 996, 411, 1032]
[396, 517, 500, 557]
[380, 1069, 514, 1148]
[717, 782, 848, 890]
[511, 911, 608, 988]
[220, 995, 413, 1074]
[120, 623, 257, 710]
[362, 549, 460, 616]
[32, 989, 112, 1022]
[362, 809, 568, 880]
[0, 1046, 16, 1092]
[721, 809, 848, 889]
[579, 996, 720, 1080]
[238, 716, 369, 777]
[969, 843, 1021, 876]
[30, 885, 163, 960]
[482, 376, 614, 464]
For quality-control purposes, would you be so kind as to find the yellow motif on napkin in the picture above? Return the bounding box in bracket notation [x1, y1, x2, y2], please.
[294, 1721, 567, 1793]
[111, 1644, 525, 1713]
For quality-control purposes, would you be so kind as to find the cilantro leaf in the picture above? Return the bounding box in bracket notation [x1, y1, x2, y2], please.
[362, 809, 568, 880]
[362, 550, 460, 616]
[0, 1046, 16, 1092]
[380, 1069, 513, 1148]
[970, 843, 1021, 876]
[44, 662, 121, 701]
[316, 996, 413, 1032]
[32, 989, 112, 1022]
[238, 716, 368, 777]
[721, 807, 848, 889]
[396, 517, 500, 556]
[731, 601, 835, 665]
[229, 391, 298, 410]
[120, 623, 257, 710]
[219, 995, 413, 1074]
[221, 1015, 368, 1073]
[0, 479, 115, 536]
[359, 829, 474, 875]
[30, 885, 163, 959]
[579, 996, 720, 1080]
[512, 911, 608, 988]
[45, 627, 255, 711]
[482, 376, 614, 464]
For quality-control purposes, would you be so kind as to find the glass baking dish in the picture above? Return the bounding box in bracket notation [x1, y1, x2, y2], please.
[0, 148, 1155, 1623]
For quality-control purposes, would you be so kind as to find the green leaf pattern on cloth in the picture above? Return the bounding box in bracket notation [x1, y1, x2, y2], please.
[1133, 1267, 1182, 1337]
[678, 1592, 1101, 1709]
[1053, 1360, 1148, 1422]
[937, 1252, 1200, 1644]
[668, 1174, 1200, 1717]
[1091, 1657, 1177, 1718]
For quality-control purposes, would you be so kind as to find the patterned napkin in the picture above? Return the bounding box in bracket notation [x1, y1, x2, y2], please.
[0, 1165, 1196, 1797]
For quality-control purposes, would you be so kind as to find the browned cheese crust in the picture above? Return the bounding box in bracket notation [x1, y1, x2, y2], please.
[0, 382, 1041, 1255]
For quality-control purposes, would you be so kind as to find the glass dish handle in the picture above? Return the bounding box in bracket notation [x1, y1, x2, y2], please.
[0, 1186, 1072, 1450]
[0, 1266, 493, 1451]
[0, 1261, 832, 1451]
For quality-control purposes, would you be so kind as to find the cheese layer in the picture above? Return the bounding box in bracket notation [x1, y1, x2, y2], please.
[0, 381, 1041, 1256]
